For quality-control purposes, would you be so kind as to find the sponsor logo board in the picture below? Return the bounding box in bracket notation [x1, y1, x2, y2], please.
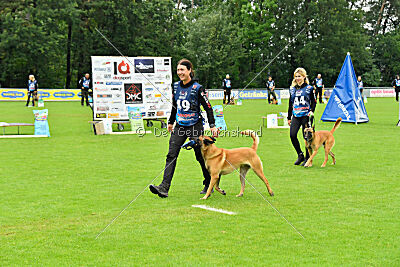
[96, 113, 107, 118]
[92, 56, 172, 119]
[134, 59, 154, 73]
[97, 106, 109, 111]
[124, 83, 143, 104]
[107, 113, 120, 118]
[97, 94, 112, 98]
[106, 82, 122, 85]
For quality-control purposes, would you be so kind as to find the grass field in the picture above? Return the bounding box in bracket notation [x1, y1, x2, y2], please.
[1, 99, 399, 265]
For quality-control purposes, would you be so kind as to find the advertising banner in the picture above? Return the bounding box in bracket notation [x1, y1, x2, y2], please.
[91, 56, 172, 121]
[127, 106, 145, 133]
[238, 90, 268, 99]
[213, 105, 227, 130]
[206, 89, 290, 100]
[369, 88, 395, 98]
[33, 109, 50, 136]
[0, 89, 81, 101]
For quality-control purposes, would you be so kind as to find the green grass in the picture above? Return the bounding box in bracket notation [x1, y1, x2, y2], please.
[1, 99, 399, 266]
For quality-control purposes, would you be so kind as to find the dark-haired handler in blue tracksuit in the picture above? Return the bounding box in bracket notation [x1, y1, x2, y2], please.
[150, 59, 219, 198]
[287, 68, 316, 166]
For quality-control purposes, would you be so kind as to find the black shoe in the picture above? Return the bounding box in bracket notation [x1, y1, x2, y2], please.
[149, 184, 168, 198]
[301, 158, 309, 166]
[200, 185, 214, 194]
[294, 153, 305, 165]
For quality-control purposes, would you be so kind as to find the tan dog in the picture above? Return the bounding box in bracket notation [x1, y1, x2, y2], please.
[198, 130, 274, 200]
[304, 118, 342, 168]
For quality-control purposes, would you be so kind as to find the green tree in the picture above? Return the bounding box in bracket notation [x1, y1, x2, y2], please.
[266, 0, 376, 87]
[181, 0, 275, 88]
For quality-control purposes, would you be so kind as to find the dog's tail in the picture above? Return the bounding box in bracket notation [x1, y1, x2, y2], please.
[330, 117, 342, 134]
[240, 130, 259, 150]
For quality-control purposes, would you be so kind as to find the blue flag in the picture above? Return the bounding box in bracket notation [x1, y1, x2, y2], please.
[321, 53, 369, 123]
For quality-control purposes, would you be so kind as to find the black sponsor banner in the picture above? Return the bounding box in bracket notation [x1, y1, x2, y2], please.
[124, 83, 143, 104]
[134, 59, 155, 73]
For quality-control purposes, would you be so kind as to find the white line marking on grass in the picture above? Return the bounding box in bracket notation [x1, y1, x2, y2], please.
[192, 205, 237, 215]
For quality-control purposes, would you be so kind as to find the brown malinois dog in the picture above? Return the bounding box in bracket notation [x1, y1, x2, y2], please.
[304, 117, 342, 168]
[198, 130, 274, 200]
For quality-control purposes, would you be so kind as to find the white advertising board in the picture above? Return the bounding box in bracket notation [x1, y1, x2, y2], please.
[369, 88, 395, 98]
[91, 56, 172, 120]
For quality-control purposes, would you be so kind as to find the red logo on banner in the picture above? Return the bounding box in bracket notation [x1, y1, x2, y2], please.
[118, 61, 130, 74]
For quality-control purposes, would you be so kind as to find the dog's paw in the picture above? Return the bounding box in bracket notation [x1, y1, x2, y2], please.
[200, 196, 208, 200]
[321, 164, 326, 168]
[221, 190, 226, 195]
[269, 191, 274, 197]
[236, 193, 243, 197]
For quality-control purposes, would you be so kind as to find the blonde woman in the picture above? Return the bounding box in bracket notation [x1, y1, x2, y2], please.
[26, 75, 38, 107]
[287, 68, 316, 166]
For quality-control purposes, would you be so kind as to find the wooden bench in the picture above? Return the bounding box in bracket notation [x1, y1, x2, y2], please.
[0, 122, 34, 135]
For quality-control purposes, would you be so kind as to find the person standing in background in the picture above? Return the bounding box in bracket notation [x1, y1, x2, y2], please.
[312, 74, 324, 104]
[222, 74, 232, 104]
[266, 76, 277, 104]
[392, 75, 400, 102]
[79, 73, 92, 106]
[26, 75, 38, 107]
[357, 76, 364, 97]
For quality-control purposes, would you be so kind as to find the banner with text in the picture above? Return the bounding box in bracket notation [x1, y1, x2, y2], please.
[0, 89, 81, 101]
[91, 56, 172, 121]
[207, 89, 290, 100]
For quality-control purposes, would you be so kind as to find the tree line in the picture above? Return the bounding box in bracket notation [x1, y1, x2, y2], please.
[0, 0, 399, 89]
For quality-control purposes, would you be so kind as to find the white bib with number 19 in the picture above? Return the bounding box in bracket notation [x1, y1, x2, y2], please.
[177, 99, 190, 111]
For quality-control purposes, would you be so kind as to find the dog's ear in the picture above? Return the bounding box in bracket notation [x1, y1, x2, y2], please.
[211, 137, 216, 142]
